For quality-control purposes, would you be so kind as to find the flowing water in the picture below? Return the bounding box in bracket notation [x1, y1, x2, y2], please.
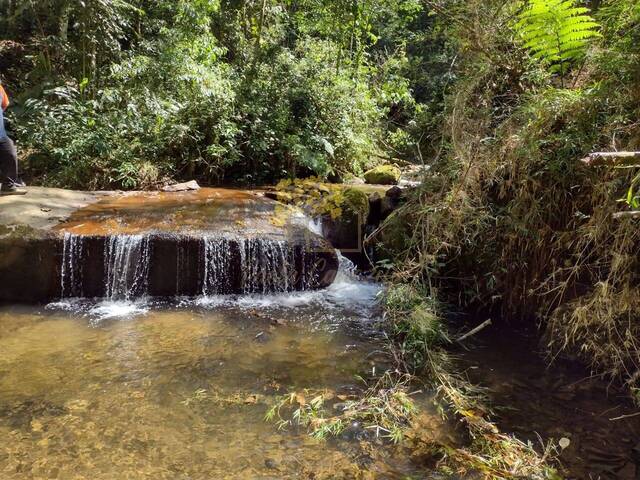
[7, 188, 638, 478]
[0, 265, 445, 480]
[103, 235, 151, 300]
[60, 233, 325, 300]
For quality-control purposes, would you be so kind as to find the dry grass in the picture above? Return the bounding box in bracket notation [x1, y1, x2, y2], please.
[375, 33, 640, 396]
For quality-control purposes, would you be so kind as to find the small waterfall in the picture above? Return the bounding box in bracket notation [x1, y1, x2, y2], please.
[202, 237, 234, 295]
[59, 233, 329, 300]
[61, 234, 151, 300]
[61, 233, 84, 298]
[239, 238, 295, 294]
[201, 237, 318, 295]
[104, 235, 151, 300]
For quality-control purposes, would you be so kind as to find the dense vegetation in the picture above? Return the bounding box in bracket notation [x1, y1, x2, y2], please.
[378, 0, 640, 398]
[1, 0, 447, 188]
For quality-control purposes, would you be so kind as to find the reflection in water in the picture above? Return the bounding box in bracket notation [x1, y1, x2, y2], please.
[0, 275, 442, 479]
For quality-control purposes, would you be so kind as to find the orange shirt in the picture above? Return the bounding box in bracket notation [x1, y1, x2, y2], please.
[0, 85, 9, 111]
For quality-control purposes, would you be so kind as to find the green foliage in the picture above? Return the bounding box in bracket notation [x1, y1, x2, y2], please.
[515, 0, 601, 79]
[383, 284, 450, 372]
[265, 372, 417, 443]
[1, 0, 436, 189]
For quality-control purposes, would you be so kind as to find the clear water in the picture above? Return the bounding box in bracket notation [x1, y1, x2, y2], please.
[0, 273, 440, 479]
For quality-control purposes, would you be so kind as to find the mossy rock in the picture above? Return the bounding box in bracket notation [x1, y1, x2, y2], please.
[363, 165, 401, 185]
[341, 188, 370, 219]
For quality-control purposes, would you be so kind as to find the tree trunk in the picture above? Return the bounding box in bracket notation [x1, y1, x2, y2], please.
[59, 0, 71, 42]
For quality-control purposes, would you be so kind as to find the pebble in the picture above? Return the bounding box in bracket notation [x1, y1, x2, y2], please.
[264, 458, 278, 470]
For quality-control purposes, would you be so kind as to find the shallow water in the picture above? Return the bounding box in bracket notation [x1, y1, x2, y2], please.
[461, 329, 640, 479]
[0, 275, 439, 479]
[55, 188, 300, 237]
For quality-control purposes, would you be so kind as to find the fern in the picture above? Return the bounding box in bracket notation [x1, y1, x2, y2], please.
[515, 0, 601, 79]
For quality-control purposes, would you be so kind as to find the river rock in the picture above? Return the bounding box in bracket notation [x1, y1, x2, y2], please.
[363, 165, 401, 185]
[0, 187, 340, 303]
[321, 188, 370, 253]
[162, 180, 201, 192]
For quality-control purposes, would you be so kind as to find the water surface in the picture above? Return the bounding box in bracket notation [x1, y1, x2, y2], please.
[0, 277, 439, 479]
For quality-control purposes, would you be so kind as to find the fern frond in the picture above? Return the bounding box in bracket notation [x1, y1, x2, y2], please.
[514, 0, 601, 80]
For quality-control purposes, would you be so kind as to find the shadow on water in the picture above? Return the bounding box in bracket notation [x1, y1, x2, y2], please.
[458, 328, 640, 479]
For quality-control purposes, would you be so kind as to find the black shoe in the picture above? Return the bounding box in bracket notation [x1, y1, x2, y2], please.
[0, 184, 27, 196]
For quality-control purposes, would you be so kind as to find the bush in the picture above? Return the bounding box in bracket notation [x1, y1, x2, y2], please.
[4, 1, 420, 189]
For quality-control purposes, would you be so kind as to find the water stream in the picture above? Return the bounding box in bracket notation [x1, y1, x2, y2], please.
[104, 235, 151, 300]
[0, 261, 446, 479]
[60, 234, 326, 301]
[6, 190, 640, 479]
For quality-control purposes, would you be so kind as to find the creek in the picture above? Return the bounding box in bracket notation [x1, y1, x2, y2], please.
[0, 188, 638, 479]
[0, 259, 448, 479]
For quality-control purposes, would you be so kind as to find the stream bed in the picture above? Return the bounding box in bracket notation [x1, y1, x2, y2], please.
[0, 271, 446, 479]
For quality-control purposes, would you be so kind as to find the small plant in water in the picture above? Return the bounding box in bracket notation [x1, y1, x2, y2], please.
[265, 372, 418, 444]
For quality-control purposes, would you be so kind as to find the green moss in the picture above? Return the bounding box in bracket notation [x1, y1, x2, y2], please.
[364, 165, 401, 185]
[341, 187, 370, 218]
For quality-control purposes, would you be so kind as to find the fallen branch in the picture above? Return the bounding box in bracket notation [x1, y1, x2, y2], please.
[457, 319, 492, 343]
[612, 211, 640, 220]
[609, 411, 640, 421]
[581, 152, 640, 167]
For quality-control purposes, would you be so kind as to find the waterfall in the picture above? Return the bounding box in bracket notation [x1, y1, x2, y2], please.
[61, 233, 84, 298]
[201, 237, 314, 295]
[61, 234, 151, 300]
[60, 233, 328, 300]
[104, 235, 151, 300]
[239, 238, 295, 294]
[202, 237, 234, 295]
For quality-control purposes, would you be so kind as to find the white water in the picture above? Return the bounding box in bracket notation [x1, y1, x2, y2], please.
[53, 253, 381, 323]
[195, 254, 381, 314]
[104, 235, 151, 300]
[202, 237, 234, 295]
[61, 233, 84, 298]
[238, 238, 296, 294]
[60, 234, 152, 301]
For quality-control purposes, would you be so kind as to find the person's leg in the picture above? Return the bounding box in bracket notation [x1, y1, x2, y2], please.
[0, 137, 25, 194]
[0, 137, 18, 185]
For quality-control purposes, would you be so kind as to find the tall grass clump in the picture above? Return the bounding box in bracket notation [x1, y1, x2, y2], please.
[377, 0, 640, 396]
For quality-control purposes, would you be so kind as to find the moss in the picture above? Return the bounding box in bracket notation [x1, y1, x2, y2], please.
[364, 165, 401, 185]
[0, 224, 44, 240]
[341, 187, 370, 218]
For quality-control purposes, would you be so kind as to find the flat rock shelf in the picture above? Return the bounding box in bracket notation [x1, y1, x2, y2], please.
[0, 188, 339, 303]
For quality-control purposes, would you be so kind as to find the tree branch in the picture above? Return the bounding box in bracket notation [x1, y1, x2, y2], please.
[581, 152, 640, 167]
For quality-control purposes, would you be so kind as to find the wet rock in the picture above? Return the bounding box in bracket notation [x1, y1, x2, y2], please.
[341, 422, 370, 441]
[0, 231, 62, 303]
[321, 188, 370, 253]
[385, 185, 403, 200]
[0, 188, 341, 302]
[254, 331, 270, 343]
[264, 458, 278, 470]
[346, 176, 365, 185]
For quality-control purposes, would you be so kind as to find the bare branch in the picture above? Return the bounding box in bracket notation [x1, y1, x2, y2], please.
[581, 152, 640, 167]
